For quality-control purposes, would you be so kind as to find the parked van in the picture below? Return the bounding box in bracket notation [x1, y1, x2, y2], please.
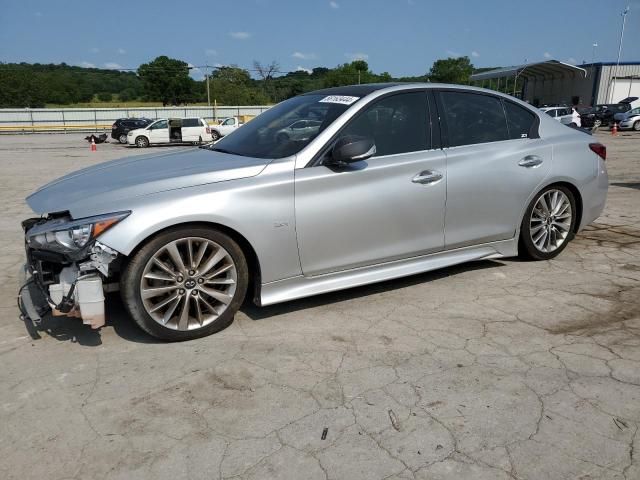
[128, 118, 211, 147]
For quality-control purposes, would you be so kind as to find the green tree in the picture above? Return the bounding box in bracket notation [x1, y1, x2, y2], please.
[97, 92, 112, 102]
[428, 56, 474, 85]
[137, 56, 194, 105]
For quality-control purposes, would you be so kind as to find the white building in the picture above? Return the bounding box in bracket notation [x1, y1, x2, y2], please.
[470, 60, 640, 107]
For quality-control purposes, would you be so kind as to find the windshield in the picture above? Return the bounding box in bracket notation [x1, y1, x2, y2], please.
[209, 94, 356, 159]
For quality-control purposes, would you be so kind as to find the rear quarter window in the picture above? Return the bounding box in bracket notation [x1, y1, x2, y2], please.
[182, 118, 201, 127]
[504, 101, 536, 139]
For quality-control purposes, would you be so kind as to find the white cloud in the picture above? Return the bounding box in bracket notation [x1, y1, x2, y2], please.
[90, 47, 99, 54]
[543, 52, 552, 59]
[103, 62, 123, 69]
[296, 66, 312, 74]
[345, 52, 369, 61]
[471, 51, 480, 58]
[117, 48, 126, 55]
[292, 52, 317, 60]
[446, 49, 460, 57]
[79, 61, 96, 68]
[567, 57, 577, 64]
[214, 63, 224, 68]
[230, 31, 251, 40]
[329, 1, 339, 8]
[205, 49, 218, 56]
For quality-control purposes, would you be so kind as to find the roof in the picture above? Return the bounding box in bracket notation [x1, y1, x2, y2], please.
[304, 83, 405, 97]
[470, 60, 588, 81]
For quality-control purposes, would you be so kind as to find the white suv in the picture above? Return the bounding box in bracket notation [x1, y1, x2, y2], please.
[128, 118, 212, 147]
[540, 107, 573, 125]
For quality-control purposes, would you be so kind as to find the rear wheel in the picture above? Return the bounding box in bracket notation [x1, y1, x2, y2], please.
[121, 227, 248, 341]
[135, 136, 149, 148]
[211, 130, 221, 141]
[118, 133, 128, 144]
[519, 185, 576, 260]
[634, 121, 640, 132]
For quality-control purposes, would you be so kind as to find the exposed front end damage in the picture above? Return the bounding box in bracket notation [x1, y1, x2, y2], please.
[20, 213, 127, 329]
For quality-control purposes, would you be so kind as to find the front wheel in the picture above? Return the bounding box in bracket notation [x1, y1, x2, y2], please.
[519, 186, 576, 260]
[135, 136, 149, 148]
[211, 130, 220, 141]
[633, 121, 640, 132]
[118, 134, 128, 144]
[121, 228, 249, 341]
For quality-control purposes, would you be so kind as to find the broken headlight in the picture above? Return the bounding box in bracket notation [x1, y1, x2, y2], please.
[26, 211, 130, 254]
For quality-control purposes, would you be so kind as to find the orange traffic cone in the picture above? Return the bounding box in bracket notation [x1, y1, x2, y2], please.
[90, 137, 97, 151]
[612, 123, 618, 136]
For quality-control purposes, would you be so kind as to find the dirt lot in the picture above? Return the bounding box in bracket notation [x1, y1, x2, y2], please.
[1, 132, 639, 480]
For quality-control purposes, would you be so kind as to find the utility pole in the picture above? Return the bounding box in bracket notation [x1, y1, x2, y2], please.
[610, 5, 630, 103]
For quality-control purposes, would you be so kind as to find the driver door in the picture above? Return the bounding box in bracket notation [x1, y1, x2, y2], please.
[294, 91, 447, 276]
[148, 119, 169, 144]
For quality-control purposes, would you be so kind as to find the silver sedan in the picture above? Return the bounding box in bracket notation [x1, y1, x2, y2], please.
[21, 83, 608, 340]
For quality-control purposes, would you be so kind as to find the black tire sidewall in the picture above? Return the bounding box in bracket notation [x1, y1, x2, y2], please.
[519, 185, 576, 261]
[135, 136, 149, 148]
[634, 121, 640, 132]
[121, 227, 249, 341]
[119, 134, 128, 144]
[211, 131, 220, 141]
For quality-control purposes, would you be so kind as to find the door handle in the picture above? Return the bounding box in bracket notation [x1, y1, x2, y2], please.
[518, 155, 543, 168]
[412, 170, 443, 185]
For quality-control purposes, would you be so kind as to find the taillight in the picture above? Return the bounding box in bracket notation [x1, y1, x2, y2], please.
[589, 143, 606, 161]
[206, 127, 211, 134]
[111, 123, 117, 129]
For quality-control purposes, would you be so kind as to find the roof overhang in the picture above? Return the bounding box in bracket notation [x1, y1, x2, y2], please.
[470, 60, 588, 81]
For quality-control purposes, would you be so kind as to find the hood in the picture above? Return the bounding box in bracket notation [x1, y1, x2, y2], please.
[27, 147, 269, 216]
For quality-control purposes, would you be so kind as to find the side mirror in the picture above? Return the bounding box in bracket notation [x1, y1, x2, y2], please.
[330, 135, 376, 165]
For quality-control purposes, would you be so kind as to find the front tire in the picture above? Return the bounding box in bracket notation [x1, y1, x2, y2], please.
[519, 185, 576, 260]
[211, 130, 221, 141]
[135, 136, 150, 148]
[633, 121, 640, 132]
[121, 227, 249, 341]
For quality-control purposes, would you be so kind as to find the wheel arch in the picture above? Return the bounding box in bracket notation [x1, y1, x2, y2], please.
[528, 180, 584, 235]
[124, 221, 262, 304]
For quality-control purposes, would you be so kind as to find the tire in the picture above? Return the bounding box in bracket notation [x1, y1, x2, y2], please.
[594, 119, 602, 128]
[519, 185, 576, 261]
[634, 121, 640, 132]
[120, 227, 249, 341]
[211, 130, 221, 141]
[198, 136, 203, 145]
[118, 133, 128, 144]
[135, 136, 149, 148]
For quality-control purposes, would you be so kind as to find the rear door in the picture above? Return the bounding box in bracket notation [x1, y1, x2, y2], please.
[436, 90, 551, 249]
[181, 118, 201, 141]
[295, 90, 447, 276]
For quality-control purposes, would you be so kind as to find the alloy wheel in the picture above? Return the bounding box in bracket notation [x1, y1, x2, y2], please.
[140, 237, 237, 331]
[529, 189, 572, 253]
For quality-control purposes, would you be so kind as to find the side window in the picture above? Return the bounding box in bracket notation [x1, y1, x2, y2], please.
[222, 118, 235, 126]
[504, 101, 536, 139]
[339, 92, 430, 157]
[150, 120, 168, 130]
[440, 91, 508, 147]
[182, 118, 199, 127]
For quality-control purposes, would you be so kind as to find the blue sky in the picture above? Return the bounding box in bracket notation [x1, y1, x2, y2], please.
[0, 0, 638, 78]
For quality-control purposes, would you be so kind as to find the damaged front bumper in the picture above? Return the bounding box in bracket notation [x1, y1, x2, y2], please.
[22, 239, 120, 330]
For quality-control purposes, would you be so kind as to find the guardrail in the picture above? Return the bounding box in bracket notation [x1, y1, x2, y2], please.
[0, 106, 271, 134]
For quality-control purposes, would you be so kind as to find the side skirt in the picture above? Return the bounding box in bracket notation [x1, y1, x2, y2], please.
[259, 238, 518, 306]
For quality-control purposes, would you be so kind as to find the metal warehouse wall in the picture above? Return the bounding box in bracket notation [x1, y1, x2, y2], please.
[596, 64, 640, 104]
[524, 72, 594, 107]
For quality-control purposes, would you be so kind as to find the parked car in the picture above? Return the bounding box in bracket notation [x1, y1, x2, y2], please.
[581, 103, 631, 128]
[615, 107, 640, 131]
[619, 96, 640, 109]
[111, 118, 153, 144]
[540, 107, 574, 124]
[21, 83, 608, 340]
[127, 118, 211, 147]
[210, 117, 245, 141]
[275, 119, 322, 143]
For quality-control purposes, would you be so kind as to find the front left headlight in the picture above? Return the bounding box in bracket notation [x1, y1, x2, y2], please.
[26, 211, 130, 254]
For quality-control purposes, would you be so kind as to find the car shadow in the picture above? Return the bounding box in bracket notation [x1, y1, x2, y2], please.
[28, 259, 506, 344]
[241, 259, 505, 321]
[611, 182, 640, 191]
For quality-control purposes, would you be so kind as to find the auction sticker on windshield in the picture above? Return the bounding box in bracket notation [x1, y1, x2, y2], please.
[319, 95, 360, 105]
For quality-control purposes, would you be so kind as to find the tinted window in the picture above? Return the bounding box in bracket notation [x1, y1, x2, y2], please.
[222, 118, 235, 126]
[504, 101, 536, 139]
[441, 92, 508, 147]
[182, 118, 200, 127]
[339, 92, 429, 156]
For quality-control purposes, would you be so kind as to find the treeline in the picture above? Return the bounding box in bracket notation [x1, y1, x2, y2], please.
[0, 56, 480, 108]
